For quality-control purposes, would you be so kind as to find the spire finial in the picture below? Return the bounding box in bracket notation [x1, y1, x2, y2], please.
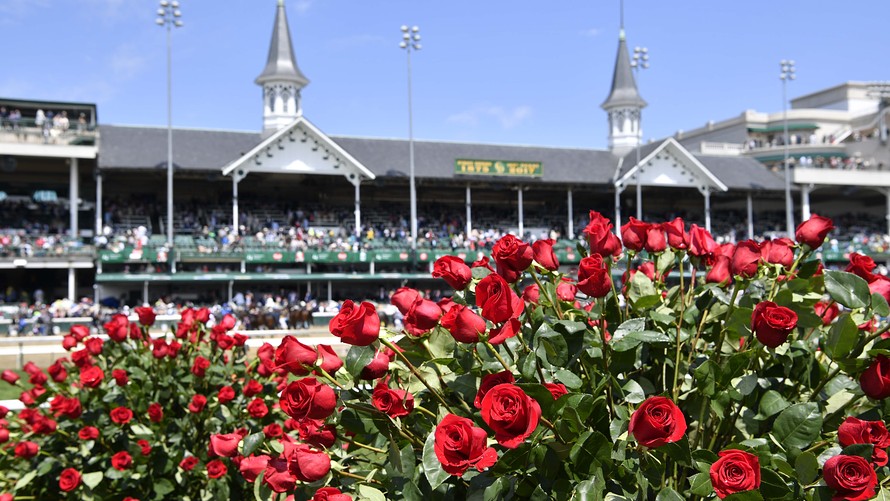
[278, 0, 284, 6]
[620, 0, 624, 31]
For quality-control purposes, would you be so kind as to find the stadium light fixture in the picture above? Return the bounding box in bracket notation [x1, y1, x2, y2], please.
[157, 0, 183, 248]
[631, 46, 649, 220]
[400, 25, 421, 251]
[780, 59, 796, 236]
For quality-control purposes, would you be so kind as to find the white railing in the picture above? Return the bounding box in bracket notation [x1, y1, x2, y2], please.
[699, 142, 745, 156]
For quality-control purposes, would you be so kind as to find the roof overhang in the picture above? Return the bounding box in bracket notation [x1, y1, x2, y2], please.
[222, 116, 375, 186]
[0, 142, 97, 159]
[615, 137, 728, 194]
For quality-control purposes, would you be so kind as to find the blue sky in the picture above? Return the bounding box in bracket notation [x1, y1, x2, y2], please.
[1, 1, 888, 149]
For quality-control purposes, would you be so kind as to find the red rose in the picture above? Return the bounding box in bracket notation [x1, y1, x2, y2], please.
[179, 456, 199, 471]
[1, 370, 19, 385]
[59, 467, 81, 492]
[492, 234, 534, 282]
[359, 350, 392, 380]
[84, 337, 104, 355]
[79, 426, 99, 440]
[129, 322, 143, 340]
[847, 253, 877, 282]
[14, 441, 39, 458]
[70, 324, 89, 341]
[522, 284, 540, 304]
[103, 313, 130, 342]
[195, 307, 211, 324]
[823, 454, 877, 501]
[709, 449, 760, 499]
[471, 255, 496, 272]
[706, 255, 733, 285]
[279, 378, 337, 421]
[133, 306, 156, 326]
[274, 336, 317, 375]
[795, 214, 834, 249]
[434, 414, 498, 477]
[263, 423, 283, 438]
[188, 394, 208, 413]
[51, 395, 82, 419]
[543, 383, 568, 400]
[0, 429, 7, 444]
[314, 487, 353, 501]
[329, 300, 380, 346]
[62, 335, 77, 350]
[239, 454, 269, 482]
[439, 304, 487, 344]
[761, 238, 794, 268]
[299, 421, 337, 449]
[112, 369, 128, 386]
[391, 287, 422, 315]
[191, 356, 211, 377]
[137, 439, 151, 456]
[247, 398, 269, 418]
[475, 370, 516, 409]
[111, 451, 133, 471]
[47, 359, 67, 382]
[284, 442, 331, 482]
[489, 318, 521, 345]
[79, 366, 104, 388]
[751, 301, 798, 348]
[475, 273, 524, 323]
[264, 459, 295, 492]
[577, 254, 612, 298]
[731, 240, 762, 278]
[556, 278, 577, 301]
[814, 301, 840, 326]
[372, 382, 414, 418]
[584, 211, 622, 257]
[621, 217, 649, 252]
[148, 402, 164, 422]
[861, 355, 890, 400]
[316, 345, 343, 374]
[629, 396, 687, 448]
[645, 225, 667, 253]
[481, 383, 541, 448]
[432, 256, 473, 290]
[70, 348, 92, 368]
[218, 313, 236, 331]
[687, 224, 718, 258]
[404, 297, 443, 336]
[218, 385, 236, 404]
[206, 459, 228, 479]
[151, 339, 168, 358]
[532, 238, 560, 271]
[662, 217, 687, 250]
[243, 379, 263, 397]
[210, 433, 242, 458]
[838, 417, 890, 467]
[870, 276, 890, 303]
[110, 406, 133, 425]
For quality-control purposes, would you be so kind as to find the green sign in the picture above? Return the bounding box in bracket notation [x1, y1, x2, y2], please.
[455, 159, 542, 177]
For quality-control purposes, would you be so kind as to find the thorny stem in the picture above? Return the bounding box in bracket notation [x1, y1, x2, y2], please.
[334, 469, 384, 485]
[483, 342, 512, 374]
[379, 338, 456, 415]
[531, 269, 564, 320]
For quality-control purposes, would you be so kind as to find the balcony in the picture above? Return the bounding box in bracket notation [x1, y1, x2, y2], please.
[0, 99, 98, 159]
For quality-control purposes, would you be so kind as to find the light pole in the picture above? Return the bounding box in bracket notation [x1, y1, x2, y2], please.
[156, 1, 183, 248]
[400, 25, 421, 251]
[631, 46, 649, 220]
[780, 59, 795, 235]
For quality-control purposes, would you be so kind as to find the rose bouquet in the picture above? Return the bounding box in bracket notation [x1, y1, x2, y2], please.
[4, 210, 890, 501]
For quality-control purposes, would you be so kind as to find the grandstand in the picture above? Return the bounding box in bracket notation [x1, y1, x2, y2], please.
[1, 1, 889, 313]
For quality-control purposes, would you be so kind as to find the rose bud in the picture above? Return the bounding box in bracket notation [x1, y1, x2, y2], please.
[583, 211, 622, 257]
[532, 238, 559, 271]
[14, 441, 39, 458]
[147, 402, 164, 422]
[861, 355, 890, 400]
[731, 240, 762, 278]
[474, 370, 516, 409]
[247, 398, 269, 418]
[313, 487, 353, 501]
[274, 336, 317, 375]
[329, 300, 380, 346]
[644, 225, 667, 253]
[662, 217, 687, 250]
[556, 278, 577, 301]
[179, 456, 199, 471]
[795, 214, 834, 250]
[109, 406, 133, 425]
[620, 217, 649, 253]
[522, 284, 540, 304]
[823, 455, 877, 501]
[59, 467, 82, 492]
[577, 254, 612, 298]
[403, 297, 443, 336]
[629, 396, 687, 448]
[79, 366, 104, 388]
[243, 379, 263, 397]
[103, 313, 130, 342]
[62, 335, 78, 351]
[706, 255, 732, 285]
[760, 238, 794, 268]
[814, 301, 839, 326]
[210, 433, 242, 458]
[492, 234, 534, 283]
[838, 416, 890, 467]
[1, 370, 19, 385]
[239, 454, 270, 483]
[751, 301, 797, 348]
[391, 287, 421, 315]
[206, 459, 227, 479]
[432, 256, 473, 290]
[279, 378, 337, 421]
[687, 224, 718, 258]
[543, 383, 568, 400]
[434, 414, 498, 477]
[315, 345, 343, 374]
[70, 324, 89, 341]
[359, 350, 392, 380]
[709, 449, 760, 499]
[440, 304, 487, 344]
[133, 306, 156, 327]
[188, 394, 208, 413]
[475, 273, 524, 323]
[372, 383, 414, 418]
[870, 276, 890, 304]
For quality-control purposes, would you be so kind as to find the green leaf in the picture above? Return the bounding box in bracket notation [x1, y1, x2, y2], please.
[875, 488, 890, 501]
[723, 490, 764, 501]
[841, 443, 874, 461]
[613, 318, 647, 341]
[254, 470, 273, 501]
[694, 360, 720, 397]
[772, 402, 823, 450]
[345, 344, 376, 378]
[823, 314, 859, 360]
[621, 380, 646, 404]
[427, 327, 456, 359]
[153, 478, 175, 499]
[689, 473, 713, 496]
[823, 270, 870, 309]
[484, 477, 511, 501]
[536, 327, 569, 366]
[611, 330, 671, 352]
[873, 293, 890, 317]
[358, 485, 387, 501]
[659, 437, 692, 466]
[758, 390, 790, 418]
[555, 368, 583, 389]
[241, 432, 264, 457]
[655, 487, 684, 501]
[14, 470, 37, 491]
[422, 430, 451, 490]
[759, 467, 791, 499]
[794, 451, 819, 484]
[82, 471, 103, 490]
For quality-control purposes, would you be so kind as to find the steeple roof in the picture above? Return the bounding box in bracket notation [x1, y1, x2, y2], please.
[601, 30, 646, 110]
[255, 0, 309, 87]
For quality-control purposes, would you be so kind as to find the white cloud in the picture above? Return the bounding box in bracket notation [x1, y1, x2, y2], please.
[580, 28, 600, 37]
[294, 0, 313, 13]
[448, 105, 533, 130]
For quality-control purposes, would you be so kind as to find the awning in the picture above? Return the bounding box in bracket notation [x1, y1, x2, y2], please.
[747, 123, 819, 133]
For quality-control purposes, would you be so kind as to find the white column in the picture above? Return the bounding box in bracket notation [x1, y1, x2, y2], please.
[465, 185, 472, 237]
[635, 174, 643, 220]
[517, 187, 524, 237]
[886, 189, 890, 237]
[69, 158, 79, 238]
[746, 192, 754, 239]
[95, 170, 102, 237]
[614, 187, 622, 237]
[228, 280, 234, 303]
[354, 182, 361, 238]
[327, 281, 332, 302]
[143, 281, 149, 305]
[67, 268, 75, 300]
[232, 177, 239, 236]
[703, 189, 712, 233]
[567, 188, 574, 239]
[801, 185, 811, 221]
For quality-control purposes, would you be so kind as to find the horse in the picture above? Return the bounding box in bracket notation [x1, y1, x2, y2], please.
[287, 301, 314, 329]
